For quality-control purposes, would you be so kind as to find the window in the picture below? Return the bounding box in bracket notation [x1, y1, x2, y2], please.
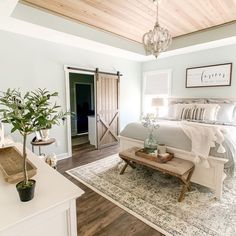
[142, 69, 172, 116]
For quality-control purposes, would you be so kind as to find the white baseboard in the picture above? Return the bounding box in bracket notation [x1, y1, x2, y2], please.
[57, 152, 70, 160]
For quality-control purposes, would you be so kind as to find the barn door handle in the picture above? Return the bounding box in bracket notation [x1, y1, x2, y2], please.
[96, 114, 100, 122]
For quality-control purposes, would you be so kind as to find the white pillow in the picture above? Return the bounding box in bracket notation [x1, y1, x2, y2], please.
[195, 104, 219, 121]
[166, 105, 176, 118]
[232, 106, 236, 122]
[216, 104, 235, 123]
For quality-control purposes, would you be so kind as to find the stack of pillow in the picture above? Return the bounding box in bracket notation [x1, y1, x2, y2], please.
[167, 103, 236, 124]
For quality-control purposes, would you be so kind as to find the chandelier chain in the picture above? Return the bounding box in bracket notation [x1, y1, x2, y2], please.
[156, 1, 159, 25]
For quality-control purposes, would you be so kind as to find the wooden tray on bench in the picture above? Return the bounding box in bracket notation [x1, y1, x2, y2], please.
[135, 148, 174, 163]
[0, 146, 37, 184]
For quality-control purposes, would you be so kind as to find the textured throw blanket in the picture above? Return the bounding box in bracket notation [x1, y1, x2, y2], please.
[180, 121, 226, 167]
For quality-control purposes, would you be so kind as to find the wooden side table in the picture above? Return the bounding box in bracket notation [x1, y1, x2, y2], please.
[31, 138, 56, 156]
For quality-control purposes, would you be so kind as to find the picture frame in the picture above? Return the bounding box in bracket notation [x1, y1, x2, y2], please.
[186, 63, 232, 88]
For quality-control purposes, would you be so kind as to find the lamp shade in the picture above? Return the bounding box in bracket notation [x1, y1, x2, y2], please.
[151, 98, 164, 107]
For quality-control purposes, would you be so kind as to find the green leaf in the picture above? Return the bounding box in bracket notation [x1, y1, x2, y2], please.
[11, 126, 18, 133]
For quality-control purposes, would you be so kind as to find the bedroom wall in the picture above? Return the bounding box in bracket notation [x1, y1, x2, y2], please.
[142, 44, 236, 99]
[0, 30, 141, 158]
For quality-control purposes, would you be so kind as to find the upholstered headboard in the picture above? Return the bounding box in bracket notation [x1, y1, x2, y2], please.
[168, 98, 236, 105]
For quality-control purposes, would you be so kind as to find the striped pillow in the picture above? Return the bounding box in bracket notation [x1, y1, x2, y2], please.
[181, 107, 191, 120]
[181, 107, 205, 120]
[195, 104, 219, 121]
[193, 107, 205, 120]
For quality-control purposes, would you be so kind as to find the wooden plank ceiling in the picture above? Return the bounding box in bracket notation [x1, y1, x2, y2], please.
[22, 0, 236, 43]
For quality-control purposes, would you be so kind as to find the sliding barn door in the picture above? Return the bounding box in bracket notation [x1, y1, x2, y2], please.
[96, 72, 120, 149]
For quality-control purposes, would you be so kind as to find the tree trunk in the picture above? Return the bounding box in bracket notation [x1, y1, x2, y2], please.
[23, 133, 28, 185]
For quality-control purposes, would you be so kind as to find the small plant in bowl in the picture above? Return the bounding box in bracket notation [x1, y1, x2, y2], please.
[0, 89, 67, 202]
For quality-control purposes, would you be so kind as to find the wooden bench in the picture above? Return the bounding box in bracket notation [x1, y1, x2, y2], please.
[119, 147, 195, 202]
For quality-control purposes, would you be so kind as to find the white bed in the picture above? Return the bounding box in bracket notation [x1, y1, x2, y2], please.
[119, 99, 236, 199]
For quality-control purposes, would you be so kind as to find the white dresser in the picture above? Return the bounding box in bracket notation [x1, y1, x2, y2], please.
[0, 144, 84, 236]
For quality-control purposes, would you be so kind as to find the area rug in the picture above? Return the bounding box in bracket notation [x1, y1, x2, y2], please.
[66, 154, 236, 236]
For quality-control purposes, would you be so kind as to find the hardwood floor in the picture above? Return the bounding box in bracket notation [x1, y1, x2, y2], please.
[57, 145, 164, 236]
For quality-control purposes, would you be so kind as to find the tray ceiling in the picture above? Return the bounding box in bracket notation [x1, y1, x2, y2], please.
[22, 0, 236, 43]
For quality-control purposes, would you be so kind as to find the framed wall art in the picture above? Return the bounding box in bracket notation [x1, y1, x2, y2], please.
[186, 63, 232, 88]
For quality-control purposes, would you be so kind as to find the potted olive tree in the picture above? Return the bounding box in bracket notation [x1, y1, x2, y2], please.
[0, 89, 66, 202]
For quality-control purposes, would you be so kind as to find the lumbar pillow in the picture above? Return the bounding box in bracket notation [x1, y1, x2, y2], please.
[195, 104, 219, 121]
[180, 107, 191, 120]
[174, 104, 195, 119]
[180, 106, 205, 120]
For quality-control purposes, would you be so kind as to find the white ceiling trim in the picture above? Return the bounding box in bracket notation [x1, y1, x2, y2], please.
[156, 36, 236, 60]
[0, 0, 19, 17]
[0, 16, 148, 61]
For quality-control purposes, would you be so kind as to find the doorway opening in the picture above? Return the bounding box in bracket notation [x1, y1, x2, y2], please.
[69, 73, 96, 152]
[65, 66, 121, 157]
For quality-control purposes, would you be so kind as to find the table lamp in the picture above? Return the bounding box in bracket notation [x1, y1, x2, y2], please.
[151, 98, 164, 117]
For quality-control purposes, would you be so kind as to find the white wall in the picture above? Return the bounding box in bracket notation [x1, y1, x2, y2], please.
[13, 3, 145, 56]
[0, 30, 141, 157]
[142, 44, 236, 98]
[2, 27, 236, 158]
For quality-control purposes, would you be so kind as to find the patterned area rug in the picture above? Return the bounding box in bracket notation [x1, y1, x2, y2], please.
[67, 154, 236, 236]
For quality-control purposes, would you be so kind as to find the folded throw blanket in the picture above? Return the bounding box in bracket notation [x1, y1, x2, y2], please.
[180, 121, 227, 168]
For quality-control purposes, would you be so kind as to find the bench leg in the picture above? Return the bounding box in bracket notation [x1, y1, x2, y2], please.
[120, 163, 128, 175]
[179, 185, 188, 202]
[178, 167, 194, 202]
[120, 159, 136, 175]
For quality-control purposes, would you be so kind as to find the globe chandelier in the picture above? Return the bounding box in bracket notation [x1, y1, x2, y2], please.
[143, 0, 172, 58]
